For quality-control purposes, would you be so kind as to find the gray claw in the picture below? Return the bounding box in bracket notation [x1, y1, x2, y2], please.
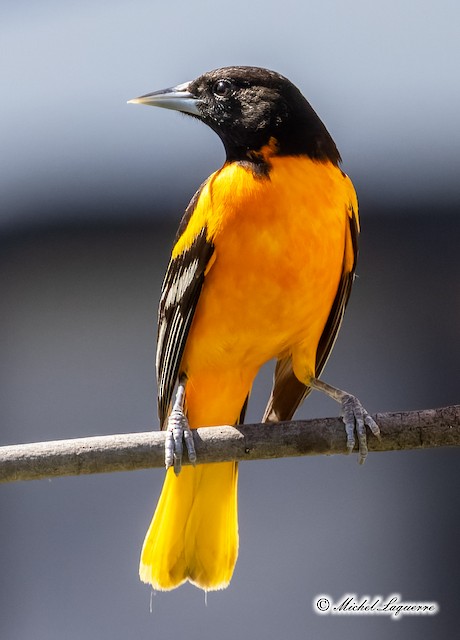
[164, 408, 196, 474]
[364, 413, 381, 439]
[183, 425, 197, 465]
[341, 394, 378, 464]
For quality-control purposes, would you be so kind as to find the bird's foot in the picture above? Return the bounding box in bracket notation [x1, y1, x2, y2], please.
[165, 407, 197, 475]
[309, 377, 380, 464]
[340, 393, 381, 464]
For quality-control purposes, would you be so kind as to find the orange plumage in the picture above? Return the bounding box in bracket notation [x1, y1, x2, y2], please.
[130, 66, 377, 591]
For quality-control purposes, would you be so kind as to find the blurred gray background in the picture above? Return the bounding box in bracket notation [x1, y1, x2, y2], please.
[1, 1, 459, 639]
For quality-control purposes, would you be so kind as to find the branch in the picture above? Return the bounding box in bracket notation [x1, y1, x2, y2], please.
[1, 405, 459, 484]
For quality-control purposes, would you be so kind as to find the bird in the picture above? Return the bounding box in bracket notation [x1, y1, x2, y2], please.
[128, 66, 380, 592]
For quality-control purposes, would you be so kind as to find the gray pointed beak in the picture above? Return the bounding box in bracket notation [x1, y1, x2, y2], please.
[127, 81, 200, 116]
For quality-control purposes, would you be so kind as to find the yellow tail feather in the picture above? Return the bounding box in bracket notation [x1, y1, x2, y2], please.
[139, 461, 239, 591]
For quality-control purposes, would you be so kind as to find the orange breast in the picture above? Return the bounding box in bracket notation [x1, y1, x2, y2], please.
[180, 156, 357, 426]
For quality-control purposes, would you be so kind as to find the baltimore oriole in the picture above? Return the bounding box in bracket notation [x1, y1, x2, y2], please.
[129, 66, 380, 592]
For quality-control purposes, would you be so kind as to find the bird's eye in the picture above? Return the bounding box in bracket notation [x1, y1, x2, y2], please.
[212, 79, 233, 98]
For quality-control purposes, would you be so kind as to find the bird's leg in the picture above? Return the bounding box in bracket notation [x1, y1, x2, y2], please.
[309, 378, 381, 464]
[164, 377, 197, 475]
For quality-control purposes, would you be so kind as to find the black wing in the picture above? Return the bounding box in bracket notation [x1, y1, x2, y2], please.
[263, 205, 359, 422]
[156, 185, 215, 428]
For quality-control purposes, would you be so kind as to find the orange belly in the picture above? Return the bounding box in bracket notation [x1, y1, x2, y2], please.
[180, 156, 357, 427]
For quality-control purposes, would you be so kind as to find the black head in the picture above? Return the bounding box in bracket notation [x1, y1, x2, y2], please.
[129, 66, 341, 165]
